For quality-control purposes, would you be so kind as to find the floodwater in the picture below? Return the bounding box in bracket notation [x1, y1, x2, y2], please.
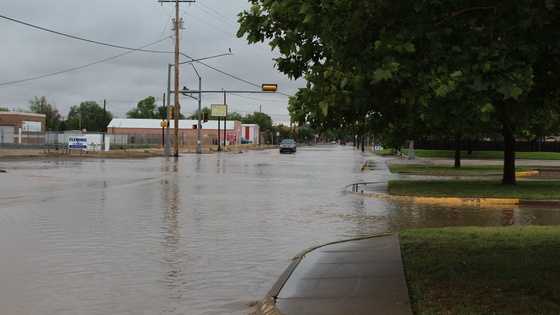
[1, 145, 560, 315]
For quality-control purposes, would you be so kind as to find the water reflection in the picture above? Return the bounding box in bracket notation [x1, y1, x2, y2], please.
[0, 147, 559, 315]
[160, 158, 185, 313]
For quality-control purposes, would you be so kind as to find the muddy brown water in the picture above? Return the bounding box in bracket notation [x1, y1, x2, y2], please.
[1, 145, 559, 315]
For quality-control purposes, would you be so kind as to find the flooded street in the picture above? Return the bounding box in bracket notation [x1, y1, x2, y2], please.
[1, 145, 560, 315]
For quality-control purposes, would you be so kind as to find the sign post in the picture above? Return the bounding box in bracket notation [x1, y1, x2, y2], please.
[211, 104, 227, 151]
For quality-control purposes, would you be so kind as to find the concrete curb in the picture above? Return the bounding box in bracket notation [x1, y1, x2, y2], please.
[254, 233, 393, 315]
[349, 189, 560, 208]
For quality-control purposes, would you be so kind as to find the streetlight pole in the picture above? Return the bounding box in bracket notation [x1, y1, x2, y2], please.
[164, 52, 230, 156]
[223, 90, 227, 149]
[165, 64, 172, 156]
[190, 64, 202, 154]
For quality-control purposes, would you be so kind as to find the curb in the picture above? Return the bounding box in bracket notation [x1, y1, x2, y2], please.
[517, 170, 540, 177]
[349, 190, 560, 208]
[254, 233, 393, 315]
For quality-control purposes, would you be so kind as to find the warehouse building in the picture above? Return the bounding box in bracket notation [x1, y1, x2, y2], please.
[0, 111, 46, 144]
[107, 118, 243, 146]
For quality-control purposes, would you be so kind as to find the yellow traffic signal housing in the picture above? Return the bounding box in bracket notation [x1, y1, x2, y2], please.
[262, 83, 278, 92]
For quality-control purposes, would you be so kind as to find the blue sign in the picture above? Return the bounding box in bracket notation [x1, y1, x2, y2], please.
[68, 137, 88, 150]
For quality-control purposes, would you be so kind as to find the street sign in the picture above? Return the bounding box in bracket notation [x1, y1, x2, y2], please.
[160, 120, 168, 128]
[68, 136, 88, 150]
[211, 104, 227, 117]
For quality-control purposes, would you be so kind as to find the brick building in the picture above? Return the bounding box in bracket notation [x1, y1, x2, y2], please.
[0, 112, 46, 144]
[107, 118, 243, 146]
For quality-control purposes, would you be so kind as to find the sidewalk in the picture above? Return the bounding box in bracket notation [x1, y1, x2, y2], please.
[266, 235, 412, 315]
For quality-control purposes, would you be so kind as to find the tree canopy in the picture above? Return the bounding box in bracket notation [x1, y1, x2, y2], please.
[239, 0, 560, 184]
[66, 101, 112, 132]
[127, 97, 167, 119]
[29, 96, 63, 131]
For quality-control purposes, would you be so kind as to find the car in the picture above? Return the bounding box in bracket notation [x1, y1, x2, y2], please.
[279, 139, 297, 153]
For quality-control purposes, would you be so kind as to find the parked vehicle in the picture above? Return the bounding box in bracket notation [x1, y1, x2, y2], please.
[279, 139, 297, 153]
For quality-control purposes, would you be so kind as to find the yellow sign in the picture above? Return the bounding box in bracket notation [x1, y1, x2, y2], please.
[160, 120, 168, 128]
[211, 104, 228, 117]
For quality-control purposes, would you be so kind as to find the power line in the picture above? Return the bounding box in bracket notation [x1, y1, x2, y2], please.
[230, 92, 287, 103]
[0, 37, 170, 87]
[0, 13, 294, 97]
[0, 13, 173, 54]
[198, 2, 235, 23]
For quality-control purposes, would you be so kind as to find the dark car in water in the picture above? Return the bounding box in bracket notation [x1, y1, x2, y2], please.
[279, 139, 297, 154]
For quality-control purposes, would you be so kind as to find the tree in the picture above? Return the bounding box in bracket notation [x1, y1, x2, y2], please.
[188, 107, 212, 120]
[239, 0, 560, 185]
[227, 112, 243, 122]
[66, 101, 112, 132]
[127, 97, 167, 119]
[0, 107, 9, 112]
[29, 96, 63, 131]
[242, 112, 273, 131]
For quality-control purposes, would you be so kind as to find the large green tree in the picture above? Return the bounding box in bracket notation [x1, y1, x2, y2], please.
[127, 96, 167, 119]
[239, 0, 560, 185]
[66, 101, 112, 132]
[242, 112, 273, 131]
[29, 96, 63, 131]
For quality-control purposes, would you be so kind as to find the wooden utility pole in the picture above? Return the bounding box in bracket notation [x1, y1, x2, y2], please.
[159, 0, 195, 157]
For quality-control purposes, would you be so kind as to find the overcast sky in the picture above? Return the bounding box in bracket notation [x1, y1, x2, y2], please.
[0, 0, 303, 122]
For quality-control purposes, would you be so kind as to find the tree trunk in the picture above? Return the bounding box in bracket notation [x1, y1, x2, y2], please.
[502, 127, 516, 185]
[361, 135, 365, 152]
[454, 136, 461, 168]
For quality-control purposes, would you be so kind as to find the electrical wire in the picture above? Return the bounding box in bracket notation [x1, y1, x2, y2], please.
[229, 92, 287, 103]
[0, 13, 173, 54]
[0, 13, 294, 97]
[0, 37, 171, 87]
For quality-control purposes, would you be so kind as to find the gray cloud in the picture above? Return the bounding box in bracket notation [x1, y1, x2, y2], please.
[0, 0, 302, 121]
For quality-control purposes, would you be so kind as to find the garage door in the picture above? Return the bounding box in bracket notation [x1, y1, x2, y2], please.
[0, 126, 14, 144]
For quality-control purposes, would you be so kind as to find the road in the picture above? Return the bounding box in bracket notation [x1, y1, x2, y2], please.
[1, 145, 559, 315]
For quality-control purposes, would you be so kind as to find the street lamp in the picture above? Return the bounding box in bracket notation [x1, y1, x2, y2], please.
[164, 52, 231, 156]
[190, 64, 202, 154]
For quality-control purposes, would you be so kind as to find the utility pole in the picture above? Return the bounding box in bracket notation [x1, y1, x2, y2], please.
[165, 64, 172, 156]
[223, 91, 227, 149]
[103, 99, 106, 147]
[159, 0, 195, 157]
[173, 0, 180, 157]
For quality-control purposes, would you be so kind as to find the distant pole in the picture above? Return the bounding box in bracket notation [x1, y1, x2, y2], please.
[259, 104, 262, 113]
[223, 91, 227, 149]
[217, 117, 221, 151]
[173, 0, 181, 157]
[102, 99, 106, 146]
[196, 68, 202, 154]
[165, 64, 172, 156]
[162, 93, 166, 148]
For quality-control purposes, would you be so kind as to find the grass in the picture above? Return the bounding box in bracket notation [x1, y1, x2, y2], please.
[400, 226, 560, 315]
[388, 164, 533, 176]
[403, 149, 560, 160]
[388, 180, 560, 200]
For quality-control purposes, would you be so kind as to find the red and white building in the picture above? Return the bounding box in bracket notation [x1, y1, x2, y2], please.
[107, 119, 243, 146]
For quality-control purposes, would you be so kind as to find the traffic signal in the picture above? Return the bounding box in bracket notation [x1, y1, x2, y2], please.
[261, 83, 278, 92]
